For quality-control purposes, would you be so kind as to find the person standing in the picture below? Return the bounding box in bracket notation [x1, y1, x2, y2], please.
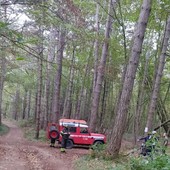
[137, 132, 152, 156]
[137, 131, 159, 156]
[60, 125, 70, 152]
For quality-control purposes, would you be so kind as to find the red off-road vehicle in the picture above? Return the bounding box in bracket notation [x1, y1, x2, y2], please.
[47, 119, 106, 149]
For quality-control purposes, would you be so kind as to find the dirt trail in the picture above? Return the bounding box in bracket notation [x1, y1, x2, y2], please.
[0, 120, 89, 170]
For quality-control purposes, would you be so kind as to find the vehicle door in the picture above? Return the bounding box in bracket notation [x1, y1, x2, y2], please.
[76, 127, 93, 145]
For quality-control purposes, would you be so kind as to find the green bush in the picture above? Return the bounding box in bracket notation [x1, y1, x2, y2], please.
[18, 118, 35, 128]
[113, 154, 170, 170]
[90, 144, 108, 159]
[25, 128, 47, 142]
[0, 124, 9, 136]
[75, 146, 170, 170]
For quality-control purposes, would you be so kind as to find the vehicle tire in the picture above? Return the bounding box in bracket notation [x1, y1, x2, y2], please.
[49, 130, 59, 140]
[66, 139, 74, 149]
[93, 140, 104, 145]
[91, 141, 104, 150]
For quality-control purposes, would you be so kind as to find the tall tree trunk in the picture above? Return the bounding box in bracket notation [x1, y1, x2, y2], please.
[0, 56, 6, 125]
[93, 2, 100, 91]
[0, 3, 7, 126]
[89, 0, 115, 132]
[53, 29, 65, 122]
[12, 89, 20, 120]
[4, 102, 9, 119]
[99, 79, 108, 128]
[34, 92, 38, 123]
[146, 16, 170, 132]
[45, 27, 57, 126]
[35, 55, 43, 139]
[22, 90, 27, 120]
[134, 57, 149, 144]
[27, 90, 31, 119]
[75, 56, 91, 119]
[146, 77, 169, 133]
[108, 0, 152, 156]
[156, 98, 169, 133]
[35, 26, 43, 139]
[63, 47, 75, 118]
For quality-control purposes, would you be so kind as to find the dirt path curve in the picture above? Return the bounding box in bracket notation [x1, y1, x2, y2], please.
[0, 120, 89, 170]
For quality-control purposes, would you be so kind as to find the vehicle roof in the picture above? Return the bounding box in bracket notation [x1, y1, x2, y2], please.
[59, 119, 87, 124]
[59, 119, 88, 128]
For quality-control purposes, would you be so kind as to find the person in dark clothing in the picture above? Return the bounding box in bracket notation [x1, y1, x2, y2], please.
[60, 126, 70, 152]
[138, 134, 151, 143]
[138, 133, 152, 156]
[50, 138, 56, 147]
[138, 131, 158, 156]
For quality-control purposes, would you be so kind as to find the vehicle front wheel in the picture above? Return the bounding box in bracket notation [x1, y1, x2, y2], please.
[91, 140, 104, 150]
[66, 139, 74, 149]
[94, 140, 104, 145]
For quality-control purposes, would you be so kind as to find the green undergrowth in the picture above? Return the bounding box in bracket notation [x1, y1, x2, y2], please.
[74, 144, 170, 170]
[74, 155, 116, 170]
[18, 119, 47, 142]
[74, 144, 127, 170]
[0, 123, 9, 136]
[75, 153, 170, 170]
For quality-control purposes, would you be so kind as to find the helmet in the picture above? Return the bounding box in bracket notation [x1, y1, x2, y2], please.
[152, 131, 157, 134]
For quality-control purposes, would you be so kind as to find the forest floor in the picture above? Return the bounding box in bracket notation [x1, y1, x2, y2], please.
[0, 120, 89, 170]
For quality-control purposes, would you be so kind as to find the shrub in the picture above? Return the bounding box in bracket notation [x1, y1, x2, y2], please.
[129, 154, 170, 170]
[0, 124, 9, 136]
[90, 144, 108, 159]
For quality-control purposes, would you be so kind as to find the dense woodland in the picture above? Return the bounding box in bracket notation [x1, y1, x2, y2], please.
[0, 0, 170, 156]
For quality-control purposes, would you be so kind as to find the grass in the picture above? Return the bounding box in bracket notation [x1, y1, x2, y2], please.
[74, 145, 129, 170]
[0, 123, 9, 136]
[74, 141, 170, 170]
[24, 126, 47, 142]
[74, 155, 116, 170]
[18, 119, 48, 142]
[74, 152, 170, 170]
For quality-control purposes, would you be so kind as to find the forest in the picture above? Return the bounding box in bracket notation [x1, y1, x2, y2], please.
[0, 0, 170, 158]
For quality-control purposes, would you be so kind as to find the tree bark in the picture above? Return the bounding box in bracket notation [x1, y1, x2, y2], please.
[45, 27, 57, 125]
[134, 58, 149, 144]
[27, 90, 31, 119]
[0, 4, 7, 126]
[35, 26, 43, 139]
[63, 47, 75, 118]
[89, 0, 115, 132]
[53, 29, 65, 122]
[0, 56, 6, 125]
[146, 16, 170, 132]
[22, 90, 27, 120]
[146, 77, 169, 134]
[108, 0, 152, 156]
[93, 2, 100, 92]
[75, 56, 91, 119]
[12, 89, 20, 120]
